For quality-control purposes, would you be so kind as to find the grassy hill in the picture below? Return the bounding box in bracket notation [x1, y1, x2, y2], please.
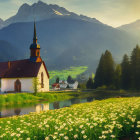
[49, 66, 88, 85]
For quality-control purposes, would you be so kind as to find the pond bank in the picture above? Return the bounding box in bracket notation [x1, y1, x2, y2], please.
[0, 92, 80, 107]
[0, 97, 95, 118]
[1, 89, 140, 108]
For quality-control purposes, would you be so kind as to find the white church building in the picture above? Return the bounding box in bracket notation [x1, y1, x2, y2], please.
[0, 22, 49, 93]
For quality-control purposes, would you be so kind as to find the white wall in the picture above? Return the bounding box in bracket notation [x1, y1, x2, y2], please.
[1, 63, 49, 93]
[37, 63, 49, 92]
[69, 81, 79, 89]
[1, 78, 34, 93]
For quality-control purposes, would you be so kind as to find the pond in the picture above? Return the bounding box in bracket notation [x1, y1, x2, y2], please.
[0, 97, 95, 118]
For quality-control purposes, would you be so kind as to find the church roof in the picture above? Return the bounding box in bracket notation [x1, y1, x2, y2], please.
[0, 59, 49, 78]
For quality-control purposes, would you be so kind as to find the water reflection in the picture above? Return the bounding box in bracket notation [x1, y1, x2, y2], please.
[0, 97, 94, 118]
[36, 104, 49, 113]
[53, 102, 60, 109]
[14, 109, 21, 115]
[71, 98, 80, 104]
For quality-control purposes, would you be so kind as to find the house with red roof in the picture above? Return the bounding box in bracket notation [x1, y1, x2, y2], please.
[0, 22, 49, 93]
[52, 83, 60, 90]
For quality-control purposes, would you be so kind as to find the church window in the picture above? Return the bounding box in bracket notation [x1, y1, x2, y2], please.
[41, 72, 44, 88]
[37, 51, 40, 56]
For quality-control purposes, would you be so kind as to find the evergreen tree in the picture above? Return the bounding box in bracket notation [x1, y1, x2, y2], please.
[56, 77, 59, 83]
[114, 64, 122, 89]
[94, 50, 115, 88]
[67, 75, 74, 83]
[130, 45, 140, 89]
[93, 54, 105, 88]
[86, 77, 94, 89]
[121, 54, 131, 89]
[103, 50, 115, 86]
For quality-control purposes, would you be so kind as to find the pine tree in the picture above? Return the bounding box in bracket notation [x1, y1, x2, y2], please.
[93, 54, 105, 88]
[121, 54, 130, 89]
[94, 50, 115, 88]
[130, 45, 140, 89]
[67, 75, 74, 83]
[56, 77, 59, 83]
[86, 77, 94, 89]
[114, 64, 122, 89]
[103, 50, 115, 86]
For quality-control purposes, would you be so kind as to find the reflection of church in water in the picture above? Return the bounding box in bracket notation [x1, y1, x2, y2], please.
[0, 104, 50, 118]
[0, 98, 93, 118]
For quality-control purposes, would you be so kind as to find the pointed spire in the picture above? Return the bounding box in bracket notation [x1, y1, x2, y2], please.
[33, 21, 37, 44]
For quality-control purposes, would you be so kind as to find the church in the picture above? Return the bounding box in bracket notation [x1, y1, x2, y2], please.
[0, 22, 49, 93]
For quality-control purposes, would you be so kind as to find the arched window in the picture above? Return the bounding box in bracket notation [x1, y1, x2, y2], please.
[41, 72, 44, 88]
[37, 51, 40, 56]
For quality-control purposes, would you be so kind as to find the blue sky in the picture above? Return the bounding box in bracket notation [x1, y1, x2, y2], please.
[0, 0, 140, 27]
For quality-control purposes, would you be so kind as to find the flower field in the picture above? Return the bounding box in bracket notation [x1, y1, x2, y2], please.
[1, 97, 140, 140]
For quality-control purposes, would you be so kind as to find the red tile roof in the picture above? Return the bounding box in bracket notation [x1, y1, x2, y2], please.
[52, 83, 60, 88]
[0, 59, 49, 78]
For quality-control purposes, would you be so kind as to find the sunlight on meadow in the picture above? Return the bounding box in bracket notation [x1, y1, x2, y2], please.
[0, 97, 140, 139]
[49, 66, 88, 85]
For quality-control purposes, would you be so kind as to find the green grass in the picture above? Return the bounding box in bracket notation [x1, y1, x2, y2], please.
[0, 93, 40, 106]
[36, 91, 80, 102]
[0, 89, 139, 108]
[0, 97, 140, 139]
[1, 89, 140, 108]
[0, 92, 81, 107]
[49, 66, 88, 85]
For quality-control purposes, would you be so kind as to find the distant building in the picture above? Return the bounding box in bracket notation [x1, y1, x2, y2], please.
[69, 81, 78, 89]
[59, 80, 68, 89]
[52, 80, 78, 90]
[0, 22, 49, 93]
[52, 83, 60, 90]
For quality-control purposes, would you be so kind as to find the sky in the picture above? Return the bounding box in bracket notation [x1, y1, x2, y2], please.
[0, 0, 140, 27]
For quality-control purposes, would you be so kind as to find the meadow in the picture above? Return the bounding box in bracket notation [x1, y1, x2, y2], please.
[0, 97, 140, 140]
[49, 66, 88, 85]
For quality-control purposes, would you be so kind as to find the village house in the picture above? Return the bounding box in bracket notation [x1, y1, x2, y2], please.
[52, 83, 60, 90]
[68, 81, 78, 89]
[59, 80, 68, 89]
[0, 22, 49, 93]
[52, 80, 78, 90]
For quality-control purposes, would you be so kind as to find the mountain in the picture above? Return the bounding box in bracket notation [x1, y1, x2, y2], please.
[118, 20, 140, 38]
[0, 1, 139, 72]
[3, 1, 102, 28]
[0, 40, 20, 61]
[0, 18, 138, 72]
[0, 18, 4, 29]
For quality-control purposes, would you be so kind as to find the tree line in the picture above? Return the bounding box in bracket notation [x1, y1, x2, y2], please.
[56, 75, 75, 84]
[86, 45, 140, 90]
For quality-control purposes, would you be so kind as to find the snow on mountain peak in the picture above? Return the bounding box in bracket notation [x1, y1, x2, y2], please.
[53, 9, 63, 16]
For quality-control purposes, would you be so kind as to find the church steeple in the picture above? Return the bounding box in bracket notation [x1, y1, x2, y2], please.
[33, 21, 37, 44]
[30, 21, 42, 62]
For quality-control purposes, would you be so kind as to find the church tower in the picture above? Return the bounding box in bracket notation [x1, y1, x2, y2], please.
[30, 22, 42, 62]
